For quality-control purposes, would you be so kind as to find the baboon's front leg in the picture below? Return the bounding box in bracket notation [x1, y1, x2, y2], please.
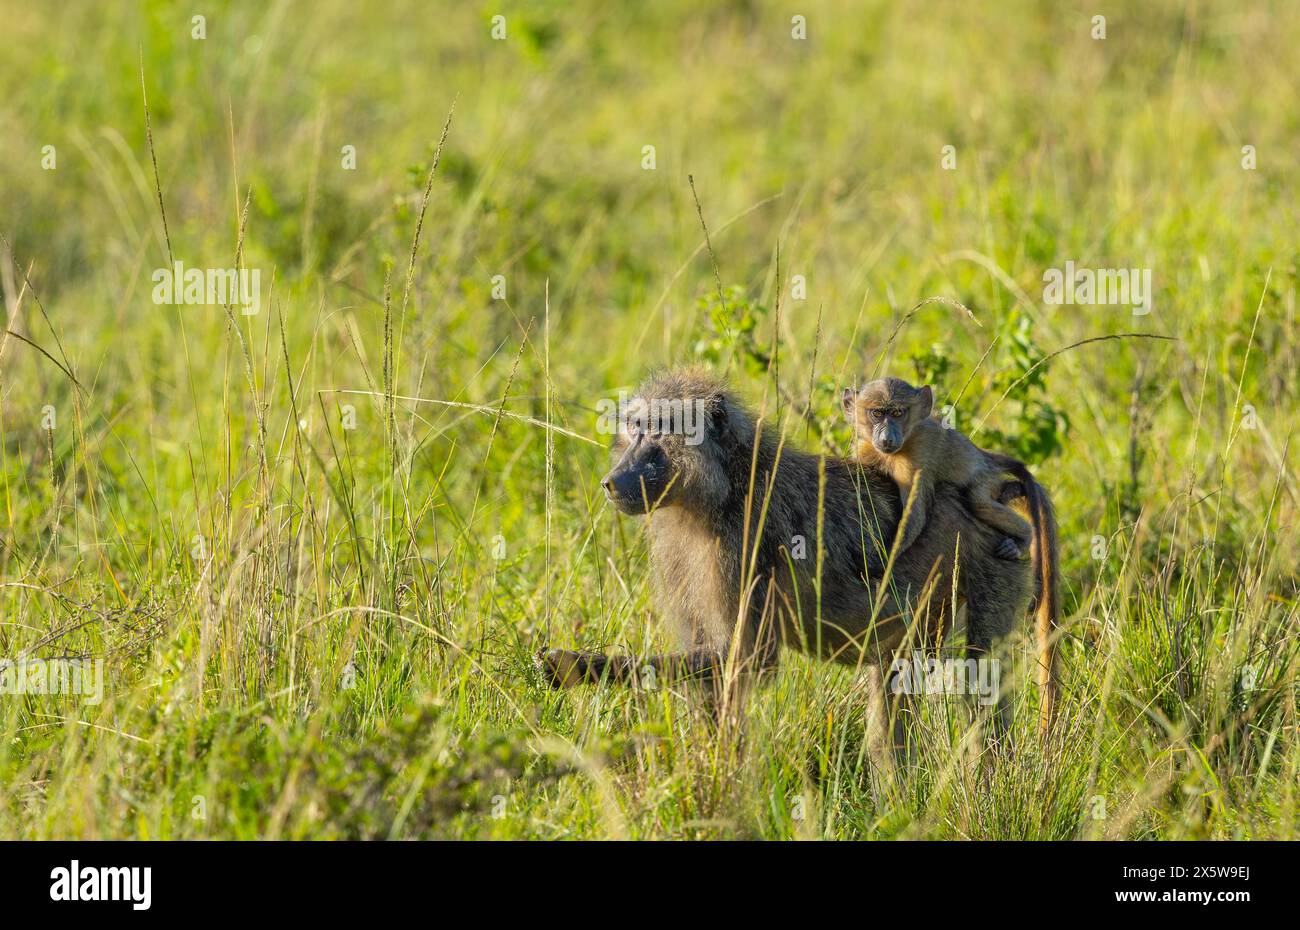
[537, 648, 726, 689]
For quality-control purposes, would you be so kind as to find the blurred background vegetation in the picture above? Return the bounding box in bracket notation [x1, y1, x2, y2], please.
[0, 0, 1296, 838]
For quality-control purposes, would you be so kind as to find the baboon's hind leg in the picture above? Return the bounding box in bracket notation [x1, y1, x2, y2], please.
[969, 491, 1033, 561]
[862, 663, 905, 789]
[963, 561, 1031, 741]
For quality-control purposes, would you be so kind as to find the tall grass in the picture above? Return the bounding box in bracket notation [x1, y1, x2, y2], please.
[0, 0, 1296, 838]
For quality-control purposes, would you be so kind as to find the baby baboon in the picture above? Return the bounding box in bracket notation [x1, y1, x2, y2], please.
[845, 376, 1061, 731]
[539, 368, 1058, 733]
[844, 377, 1032, 561]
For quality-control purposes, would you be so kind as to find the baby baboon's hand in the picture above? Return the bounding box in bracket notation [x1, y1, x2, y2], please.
[994, 537, 1025, 561]
[535, 648, 604, 688]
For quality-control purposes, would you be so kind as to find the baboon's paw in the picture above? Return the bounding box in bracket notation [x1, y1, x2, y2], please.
[994, 537, 1026, 561]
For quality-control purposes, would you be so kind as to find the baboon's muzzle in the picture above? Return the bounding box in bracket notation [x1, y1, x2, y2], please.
[601, 436, 672, 514]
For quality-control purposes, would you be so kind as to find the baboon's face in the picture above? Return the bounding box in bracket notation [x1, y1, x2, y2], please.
[601, 397, 684, 513]
[601, 391, 728, 514]
[843, 379, 933, 455]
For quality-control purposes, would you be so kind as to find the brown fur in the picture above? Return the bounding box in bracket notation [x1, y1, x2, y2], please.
[540, 368, 1042, 733]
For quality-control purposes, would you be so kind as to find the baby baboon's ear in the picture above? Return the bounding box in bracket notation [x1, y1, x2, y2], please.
[841, 387, 857, 414]
[915, 385, 934, 420]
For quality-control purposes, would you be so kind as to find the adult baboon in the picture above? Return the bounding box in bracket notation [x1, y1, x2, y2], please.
[540, 368, 1050, 735]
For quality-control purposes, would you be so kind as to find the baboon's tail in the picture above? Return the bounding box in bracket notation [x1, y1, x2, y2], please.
[992, 454, 1061, 735]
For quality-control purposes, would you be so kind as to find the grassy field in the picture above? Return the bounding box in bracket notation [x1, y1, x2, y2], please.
[1, 0, 1297, 840]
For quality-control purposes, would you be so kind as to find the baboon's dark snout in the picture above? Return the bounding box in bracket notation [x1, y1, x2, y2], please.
[602, 468, 657, 513]
[602, 470, 638, 503]
[601, 471, 635, 505]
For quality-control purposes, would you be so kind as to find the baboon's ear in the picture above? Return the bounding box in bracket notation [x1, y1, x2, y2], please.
[841, 387, 856, 413]
[705, 393, 728, 436]
[916, 385, 934, 420]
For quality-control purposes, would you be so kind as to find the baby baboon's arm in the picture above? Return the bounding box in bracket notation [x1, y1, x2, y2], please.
[893, 473, 931, 555]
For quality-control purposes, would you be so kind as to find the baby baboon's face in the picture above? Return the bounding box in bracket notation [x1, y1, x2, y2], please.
[843, 378, 933, 455]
